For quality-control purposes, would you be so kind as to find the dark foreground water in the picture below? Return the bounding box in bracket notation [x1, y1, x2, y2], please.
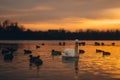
[0, 40, 120, 80]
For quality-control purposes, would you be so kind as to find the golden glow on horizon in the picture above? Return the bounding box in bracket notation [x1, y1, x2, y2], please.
[23, 18, 120, 31]
[101, 8, 120, 19]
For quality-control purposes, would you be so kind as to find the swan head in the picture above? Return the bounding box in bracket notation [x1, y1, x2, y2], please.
[75, 39, 79, 46]
[75, 39, 79, 42]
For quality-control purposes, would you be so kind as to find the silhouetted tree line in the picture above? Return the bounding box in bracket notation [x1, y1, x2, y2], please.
[0, 20, 120, 40]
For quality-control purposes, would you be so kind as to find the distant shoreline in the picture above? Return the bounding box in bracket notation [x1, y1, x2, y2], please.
[1, 20, 120, 40]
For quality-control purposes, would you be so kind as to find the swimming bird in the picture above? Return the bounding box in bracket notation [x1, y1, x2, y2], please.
[79, 42, 85, 46]
[96, 49, 104, 53]
[59, 42, 62, 46]
[29, 55, 43, 66]
[4, 53, 14, 61]
[7, 48, 17, 53]
[101, 42, 104, 46]
[103, 51, 111, 56]
[63, 42, 66, 46]
[111, 42, 115, 46]
[61, 39, 79, 61]
[79, 49, 85, 54]
[51, 49, 61, 56]
[1, 47, 17, 55]
[34, 56, 43, 66]
[1, 49, 9, 55]
[41, 43, 45, 46]
[24, 49, 32, 54]
[94, 42, 100, 46]
[36, 45, 40, 49]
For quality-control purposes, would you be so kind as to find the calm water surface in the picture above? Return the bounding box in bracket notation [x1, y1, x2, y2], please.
[0, 40, 120, 80]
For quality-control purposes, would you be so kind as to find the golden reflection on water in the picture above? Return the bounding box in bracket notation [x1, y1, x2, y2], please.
[0, 40, 120, 80]
[78, 45, 120, 79]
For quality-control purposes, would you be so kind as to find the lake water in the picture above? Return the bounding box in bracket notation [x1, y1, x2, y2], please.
[0, 40, 120, 80]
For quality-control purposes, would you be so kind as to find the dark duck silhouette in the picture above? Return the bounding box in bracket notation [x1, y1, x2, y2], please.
[94, 42, 100, 46]
[79, 42, 85, 46]
[29, 55, 43, 66]
[36, 45, 40, 49]
[51, 50, 61, 56]
[79, 49, 85, 54]
[96, 49, 104, 53]
[41, 43, 45, 46]
[1, 48, 9, 55]
[24, 49, 32, 54]
[103, 51, 111, 57]
[4, 53, 14, 61]
[7, 47, 17, 53]
[111, 42, 115, 46]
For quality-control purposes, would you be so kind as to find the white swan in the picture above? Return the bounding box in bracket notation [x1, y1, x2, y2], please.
[62, 39, 79, 59]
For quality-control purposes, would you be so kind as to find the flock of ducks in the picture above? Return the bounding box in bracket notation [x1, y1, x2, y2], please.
[96, 49, 111, 56]
[0, 43, 44, 67]
[0, 41, 115, 67]
[94, 42, 115, 46]
[51, 41, 115, 62]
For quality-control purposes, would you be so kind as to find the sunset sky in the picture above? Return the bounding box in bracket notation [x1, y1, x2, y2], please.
[0, 0, 120, 31]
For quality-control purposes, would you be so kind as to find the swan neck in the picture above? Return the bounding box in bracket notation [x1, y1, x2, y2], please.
[75, 41, 79, 56]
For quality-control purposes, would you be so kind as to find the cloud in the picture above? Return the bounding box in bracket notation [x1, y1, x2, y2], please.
[99, 8, 120, 19]
[0, 5, 53, 14]
[0, 0, 120, 23]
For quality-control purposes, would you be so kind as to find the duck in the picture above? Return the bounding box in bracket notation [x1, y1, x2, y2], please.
[63, 42, 66, 46]
[24, 49, 32, 54]
[29, 55, 43, 66]
[96, 49, 104, 53]
[34, 56, 43, 66]
[103, 51, 111, 56]
[79, 49, 85, 54]
[4, 53, 14, 61]
[94, 42, 100, 46]
[59, 42, 66, 46]
[41, 43, 45, 46]
[7, 47, 17, 53]
[59, 42, 62, 46]
[1, 49, 9, 55]
[51, 49, 61, 56]
[101, 42, 104, 46]
[79, 42, 85, 46]
[36, 45, 40, 49]
[111, 42, 115, 46]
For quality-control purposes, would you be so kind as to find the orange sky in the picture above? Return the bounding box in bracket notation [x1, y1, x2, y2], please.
[23, 18, 120, 31]
[21, 7, 120, 31]
[0, 0, 120, 31]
